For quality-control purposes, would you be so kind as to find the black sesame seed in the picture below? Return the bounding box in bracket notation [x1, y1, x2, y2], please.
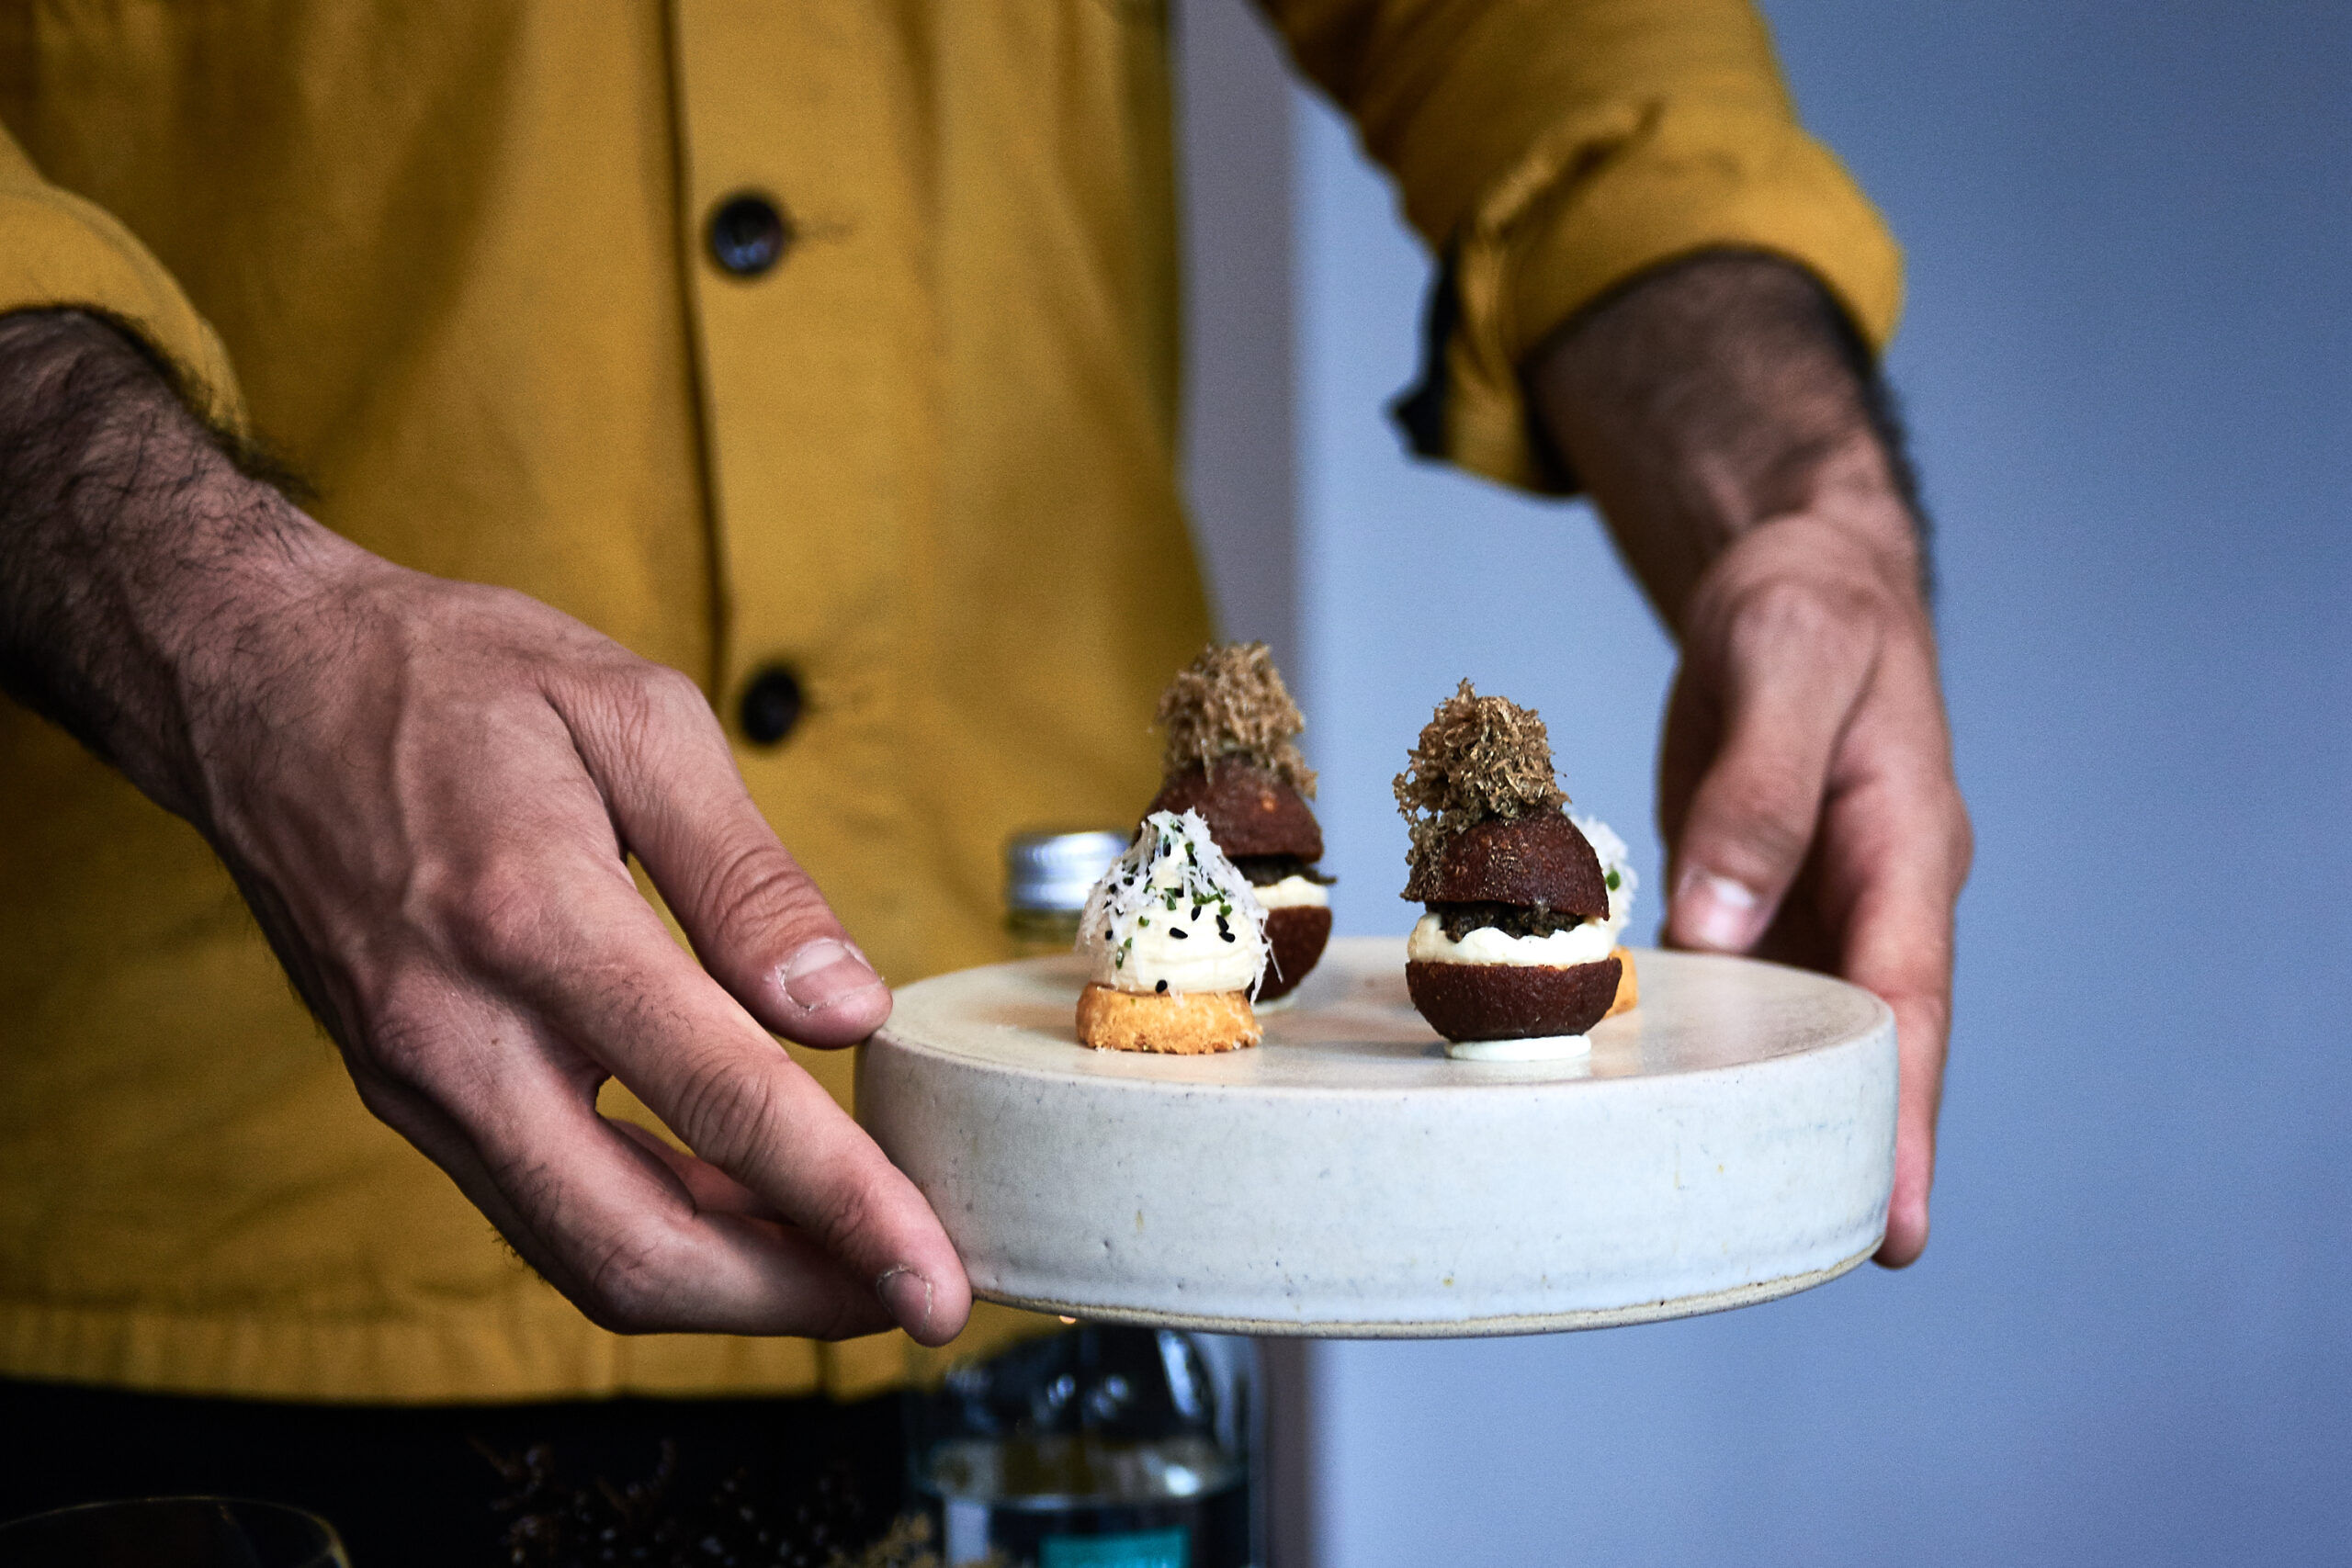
[1221, 931, 1235, 942]
[1155, 979, 1169, 993]
[1169, 926, 1189, 940]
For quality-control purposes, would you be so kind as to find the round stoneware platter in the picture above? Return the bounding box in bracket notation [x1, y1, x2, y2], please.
[858, 937, 1895, 1337]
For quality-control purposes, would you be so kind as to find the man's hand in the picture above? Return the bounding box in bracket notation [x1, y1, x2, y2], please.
[1528, 255, 1971, 1266]
[0, 310, 970, 1339]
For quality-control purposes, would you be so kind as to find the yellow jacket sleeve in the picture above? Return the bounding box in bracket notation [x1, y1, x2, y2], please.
[1262, 0, 1903, 492]
[0, 126, 243, 432]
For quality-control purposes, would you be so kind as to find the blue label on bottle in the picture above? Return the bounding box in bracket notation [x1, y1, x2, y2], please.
[1039, 1527, 1190, 1568]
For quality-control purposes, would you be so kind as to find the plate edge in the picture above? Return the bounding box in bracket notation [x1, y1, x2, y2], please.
[968, 1241, 1879, 1339]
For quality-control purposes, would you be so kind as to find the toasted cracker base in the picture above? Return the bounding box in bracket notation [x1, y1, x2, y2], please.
[1606, 945, 1638, 1018]
[1076, 983, 1261, 1054]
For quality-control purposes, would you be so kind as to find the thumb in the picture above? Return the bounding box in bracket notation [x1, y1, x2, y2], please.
[1667, 576, 1881, 953]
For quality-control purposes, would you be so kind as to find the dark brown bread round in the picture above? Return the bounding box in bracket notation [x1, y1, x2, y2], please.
[1149, 762, 1324, 860]
[1258, 904, 1332, 1002]
[1402, 809, 1607, 912]
[1405, 956, 1623, 1042]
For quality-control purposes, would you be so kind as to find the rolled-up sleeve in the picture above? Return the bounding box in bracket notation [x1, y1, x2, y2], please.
[1262, 0, 1902, 492]
[0, 127, 243, 432]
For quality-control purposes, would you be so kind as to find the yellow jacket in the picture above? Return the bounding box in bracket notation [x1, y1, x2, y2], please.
[0, 0, 1897, 1403]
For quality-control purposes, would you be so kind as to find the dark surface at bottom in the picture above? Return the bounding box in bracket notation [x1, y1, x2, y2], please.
[0, 1378, 903, 1566]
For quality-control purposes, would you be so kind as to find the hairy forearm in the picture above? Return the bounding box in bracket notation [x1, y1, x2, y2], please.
[0, 310, 330, 826]
[1527, 253, 1926, 627]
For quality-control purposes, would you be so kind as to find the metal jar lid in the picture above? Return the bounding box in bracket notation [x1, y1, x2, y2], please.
[1004, 829, 1131, 914]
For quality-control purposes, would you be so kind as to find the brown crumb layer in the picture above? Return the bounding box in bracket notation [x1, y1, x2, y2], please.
[1156, 642, 1316, 796]
[1259, 905, 1332, 1002]
[1402, 809, 1609, 911]
[1148, 762, 1322, 859]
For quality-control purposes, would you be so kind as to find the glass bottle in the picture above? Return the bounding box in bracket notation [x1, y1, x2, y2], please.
[908, 1323, 1262, 1568]
[909, 833, 1265, 1567]
[1003, 830, 1132, 957]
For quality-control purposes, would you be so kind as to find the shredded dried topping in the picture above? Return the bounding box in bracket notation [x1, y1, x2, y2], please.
[1393, 680, 1568, 874]
[1155, 641, 1316, 797]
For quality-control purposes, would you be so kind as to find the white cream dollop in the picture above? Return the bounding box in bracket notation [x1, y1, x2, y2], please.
[1407, 913, 1615, 967]
[1573, 813, 1638, 941]
[1078, 809, 1269, 997]
[1252, 874, 1329, 909]
[1443, 1033, 1591, 1063]
[1408, 812, 1639, 968]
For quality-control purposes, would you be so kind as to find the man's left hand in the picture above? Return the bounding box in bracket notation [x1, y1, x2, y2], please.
[1654, 497, 1969, 1265]
[1528, 253, 1971, 1267]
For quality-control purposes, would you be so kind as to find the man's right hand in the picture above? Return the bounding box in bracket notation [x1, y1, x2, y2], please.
[0, 310, 970, 1343]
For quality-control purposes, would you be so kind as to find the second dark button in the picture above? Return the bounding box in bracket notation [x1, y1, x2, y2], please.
[707, 191, 791, 277]
[739, 664, 805, 747]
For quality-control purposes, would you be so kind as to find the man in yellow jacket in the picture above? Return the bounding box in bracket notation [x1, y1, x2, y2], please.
[0, 0, 1968, 1555]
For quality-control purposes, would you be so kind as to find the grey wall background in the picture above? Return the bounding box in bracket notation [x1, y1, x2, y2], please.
[1182, 2, 2351, 1562]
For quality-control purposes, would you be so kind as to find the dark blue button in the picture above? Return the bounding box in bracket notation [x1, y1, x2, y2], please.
[739, 664, 804, 746]
[707, 193, 790, 277]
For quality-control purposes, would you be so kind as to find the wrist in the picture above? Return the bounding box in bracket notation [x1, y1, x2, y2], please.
[1766, 434, 1926, 606]
[164, 502, 379, 823]
[0, 309, 353, 829]
[1525, 253, 1928, 626]
[1678, 506, 1932, 694]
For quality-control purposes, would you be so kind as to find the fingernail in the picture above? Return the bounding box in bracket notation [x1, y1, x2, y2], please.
[780, 939, 886, 1014]
[1674, 868, 1763, 951]
[876, 1266, 933, 1337]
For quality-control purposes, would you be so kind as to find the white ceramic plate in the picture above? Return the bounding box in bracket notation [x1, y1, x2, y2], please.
[858, 937, 1895, 1337]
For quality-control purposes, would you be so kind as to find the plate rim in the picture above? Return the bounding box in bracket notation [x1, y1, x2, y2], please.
[872, 941, 1895, 1096]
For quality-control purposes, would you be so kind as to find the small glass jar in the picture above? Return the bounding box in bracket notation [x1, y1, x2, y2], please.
[1003, 829, 1131, 958]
